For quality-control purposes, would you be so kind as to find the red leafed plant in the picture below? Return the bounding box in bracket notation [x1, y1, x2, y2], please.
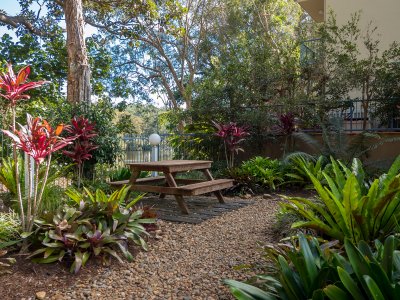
[0, 64, 48, 107]
[212, 121, 250, 168]
[2, 114, 74, 232]
[277, 113, 296, 136]
[63, 116, 98, 188]
[275, 113, 297, 157]
[0, 63, 48, 232]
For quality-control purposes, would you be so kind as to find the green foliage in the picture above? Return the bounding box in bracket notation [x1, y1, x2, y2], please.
[167, 123, 221, 160]
[283, 153, 328, 187]
[0, 210, 21, 243]
[282, 156, 400, 244]
[224, 234, 340, 300]
[29, 186, 155, 273]
[109, 167, 132, 182]
[238, 157, 285, 190]
[225, 235, 400, 300]
[0, 157, 70, 214]
[192, 0, 307, 128]
[65, 185, 140, 218]
[324, 236, 400, 300]
[0, 157, 22, 197]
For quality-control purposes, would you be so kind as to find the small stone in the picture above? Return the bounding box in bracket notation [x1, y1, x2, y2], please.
[155, 235, 163, 240]
[263, 194, 273, 199]
[241, 194, 252, 199]
[53, 294, 63, 300]
[36, 291, 46, 300]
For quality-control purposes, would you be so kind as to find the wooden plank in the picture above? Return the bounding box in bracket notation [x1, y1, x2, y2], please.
[179, 179, 234, 196]
[174, 178, 205, 185]
[127, 160, 212, 173]
[164, 172, 190, 214]
[109, 176, 165, 186]
[201, 169, 226, 203]
[130, 184, 182, 195]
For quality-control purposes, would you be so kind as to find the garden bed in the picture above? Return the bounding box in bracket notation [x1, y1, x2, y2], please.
[1, 195, 281, 300]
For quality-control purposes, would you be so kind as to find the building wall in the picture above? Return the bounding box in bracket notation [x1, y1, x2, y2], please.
[239, 132, 400, 169]
[325, 0, 400, 54]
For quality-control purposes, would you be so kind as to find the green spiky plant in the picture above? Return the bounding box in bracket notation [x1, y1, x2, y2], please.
[29, 185, 155, 273]
[281, 156, 400, 244]
[224, 235, 400, 300]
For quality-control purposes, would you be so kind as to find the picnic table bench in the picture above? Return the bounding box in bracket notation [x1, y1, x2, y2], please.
[110, 160, 234, 214]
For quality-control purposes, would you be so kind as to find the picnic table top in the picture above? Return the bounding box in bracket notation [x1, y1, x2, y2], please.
[126, 160, 213, 172]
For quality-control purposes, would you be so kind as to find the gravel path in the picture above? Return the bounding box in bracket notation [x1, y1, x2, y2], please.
[49, 197, 279, 300]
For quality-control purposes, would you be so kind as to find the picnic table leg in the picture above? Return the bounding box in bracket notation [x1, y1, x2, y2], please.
[201, 169, 226, 204]
[128, 167, 141, 186]
[124, 167, 141, 200]
[164, 172, 190, 214]
[159, 172, 175, 199]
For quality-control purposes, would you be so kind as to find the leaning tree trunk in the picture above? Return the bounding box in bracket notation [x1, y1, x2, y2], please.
[64, 0, 91, 104]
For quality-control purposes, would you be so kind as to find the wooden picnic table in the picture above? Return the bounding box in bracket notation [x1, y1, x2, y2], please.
[110, 160, 233, 214]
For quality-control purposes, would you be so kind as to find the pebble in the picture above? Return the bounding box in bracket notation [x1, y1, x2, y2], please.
[48, 196, 278, 299]
[35, 291, 46, 299]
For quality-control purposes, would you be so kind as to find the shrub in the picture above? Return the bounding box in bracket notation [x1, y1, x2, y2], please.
[0, 157, 71, 215]
[281, 156, 400, 244]
[224, 235, 400, 300]
[0, 210, 21, 243]
[109, 167, 131, 182]
[224, 234, 340, 299]
[63, 116, 98, 188]
[29, 186, 155, 273]
[212, 121, 250, 168]
[239, 156, 284, 190]
[283, 153, 328, 187]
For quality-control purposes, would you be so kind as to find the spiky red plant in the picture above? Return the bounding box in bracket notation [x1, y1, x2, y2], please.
[0, 63, 48, 232]
[212, 121, 250, 168]
[277, 113, 296, 135]
[2, 114, 74, 231]
[3, 114, 73, 164]
[0, 64, 48, 106]
[63, 116, 98, 187]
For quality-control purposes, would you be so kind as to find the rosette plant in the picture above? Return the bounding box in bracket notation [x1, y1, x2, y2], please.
[2, 114, 74, 232]
[0, 64, 48, 231]
[63, 116, 98, 188]
[212, 121, 250, 168]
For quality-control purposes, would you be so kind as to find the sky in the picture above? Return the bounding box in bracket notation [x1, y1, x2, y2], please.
[0, 1, 165, 107]
[0, 1, 97, 38]
[0, 1, 21, 38]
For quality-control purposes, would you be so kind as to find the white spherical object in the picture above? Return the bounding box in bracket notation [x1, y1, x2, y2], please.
[149, 133, 161, 146]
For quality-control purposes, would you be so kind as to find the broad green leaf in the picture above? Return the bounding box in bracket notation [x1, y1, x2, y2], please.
[337, 267, 364, 300]
[223, 279, 276, 300]
[363, 275, 385, 300]
[323, 284, 352, 300]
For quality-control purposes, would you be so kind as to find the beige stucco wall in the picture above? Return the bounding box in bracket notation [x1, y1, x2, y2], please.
[325, 0, 400, 54]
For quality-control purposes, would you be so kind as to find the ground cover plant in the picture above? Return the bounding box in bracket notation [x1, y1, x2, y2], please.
[29, 185, 155, 273]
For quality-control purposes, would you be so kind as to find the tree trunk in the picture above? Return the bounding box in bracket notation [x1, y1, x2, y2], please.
[64, 0, 91, 104]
